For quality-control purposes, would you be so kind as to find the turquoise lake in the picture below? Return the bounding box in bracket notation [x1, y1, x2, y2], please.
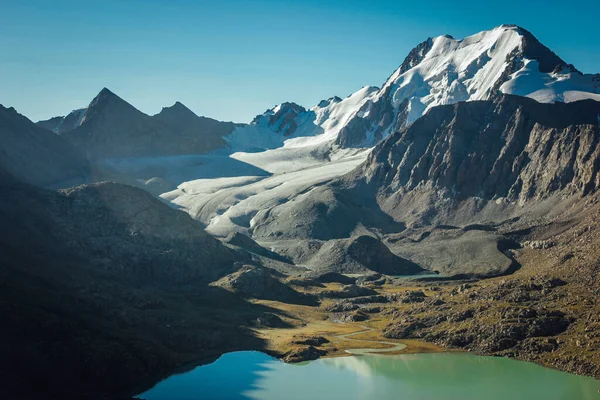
[140, 351, 599, 400]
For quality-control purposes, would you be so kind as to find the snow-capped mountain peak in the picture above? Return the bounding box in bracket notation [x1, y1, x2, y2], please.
[228, 25, 599, 152]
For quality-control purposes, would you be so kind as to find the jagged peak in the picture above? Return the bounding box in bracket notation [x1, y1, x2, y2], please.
[317, 96, 343, 108]
[0, 104, 18, 114]
[381, 24, 580, 94]
[0, 104, 32, 124]
[83, 87, 140, 122]
[157, 101, 198, 119]
[515, 26, 570, 73]
[395, 36, 435, 78]
[275, 102, 306, 113]
[252, 102, 306, 124]
[88, 87, 125, 108]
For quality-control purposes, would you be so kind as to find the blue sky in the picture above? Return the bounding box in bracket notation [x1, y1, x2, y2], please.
[2, 0, 599, 122]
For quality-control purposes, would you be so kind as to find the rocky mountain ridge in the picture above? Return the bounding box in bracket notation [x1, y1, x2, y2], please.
[37, 88, 238, 159]
[36, 25, 600, 160]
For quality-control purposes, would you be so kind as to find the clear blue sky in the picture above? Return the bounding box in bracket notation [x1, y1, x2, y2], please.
[2, 0, 599, 123]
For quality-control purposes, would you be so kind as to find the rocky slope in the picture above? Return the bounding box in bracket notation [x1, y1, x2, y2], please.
[349, 94, 600, 226]
[380, 191, 600, 378]
[344, 95, 600, 225]
[0, 170, 277, 399]
[250, 94, 600, 277]
[0, 105, 90, 188]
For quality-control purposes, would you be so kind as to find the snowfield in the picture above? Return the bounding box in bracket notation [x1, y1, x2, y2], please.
[160, 146, 369, 237]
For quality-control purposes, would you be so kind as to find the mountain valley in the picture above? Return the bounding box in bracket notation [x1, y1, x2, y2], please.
[2, 23, 600, 399]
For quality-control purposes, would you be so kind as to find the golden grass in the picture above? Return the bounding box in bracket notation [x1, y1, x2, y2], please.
[251, 290, 445, 359]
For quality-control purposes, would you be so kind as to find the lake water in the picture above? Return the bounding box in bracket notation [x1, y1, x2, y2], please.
[140, 351, 599, 400]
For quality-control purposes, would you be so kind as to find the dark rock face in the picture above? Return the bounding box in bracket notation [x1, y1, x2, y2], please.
[518, 26, 570, 73]
[396, 38, 435, 76]
[37, 108, 86, 134]
[57, 88, 236, 159]
[0, 105, 89, 187]
[363, 95, 600, 200]
[0, 175, 263, 399]
[253, 102, 308, 137]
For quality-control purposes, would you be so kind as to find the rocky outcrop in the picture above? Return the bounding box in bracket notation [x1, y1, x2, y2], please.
[307, 235, 425, 275]
[213, 265, 316, 305]
[319, 284, 378, 299]
[282, 346, 326, 363]
[252, 102, 308, 137]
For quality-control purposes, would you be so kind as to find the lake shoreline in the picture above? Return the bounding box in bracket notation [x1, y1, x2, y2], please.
[139, 349, 600, 400]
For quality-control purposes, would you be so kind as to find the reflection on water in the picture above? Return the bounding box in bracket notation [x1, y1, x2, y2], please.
[140, 351, 599, 400]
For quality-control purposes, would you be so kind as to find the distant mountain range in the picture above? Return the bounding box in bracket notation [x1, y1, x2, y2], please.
[37, 88, 237, 159]
[28, 25, 599, 162]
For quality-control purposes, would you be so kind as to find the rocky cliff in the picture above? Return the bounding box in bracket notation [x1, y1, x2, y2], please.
[349, 94, 600, 227]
